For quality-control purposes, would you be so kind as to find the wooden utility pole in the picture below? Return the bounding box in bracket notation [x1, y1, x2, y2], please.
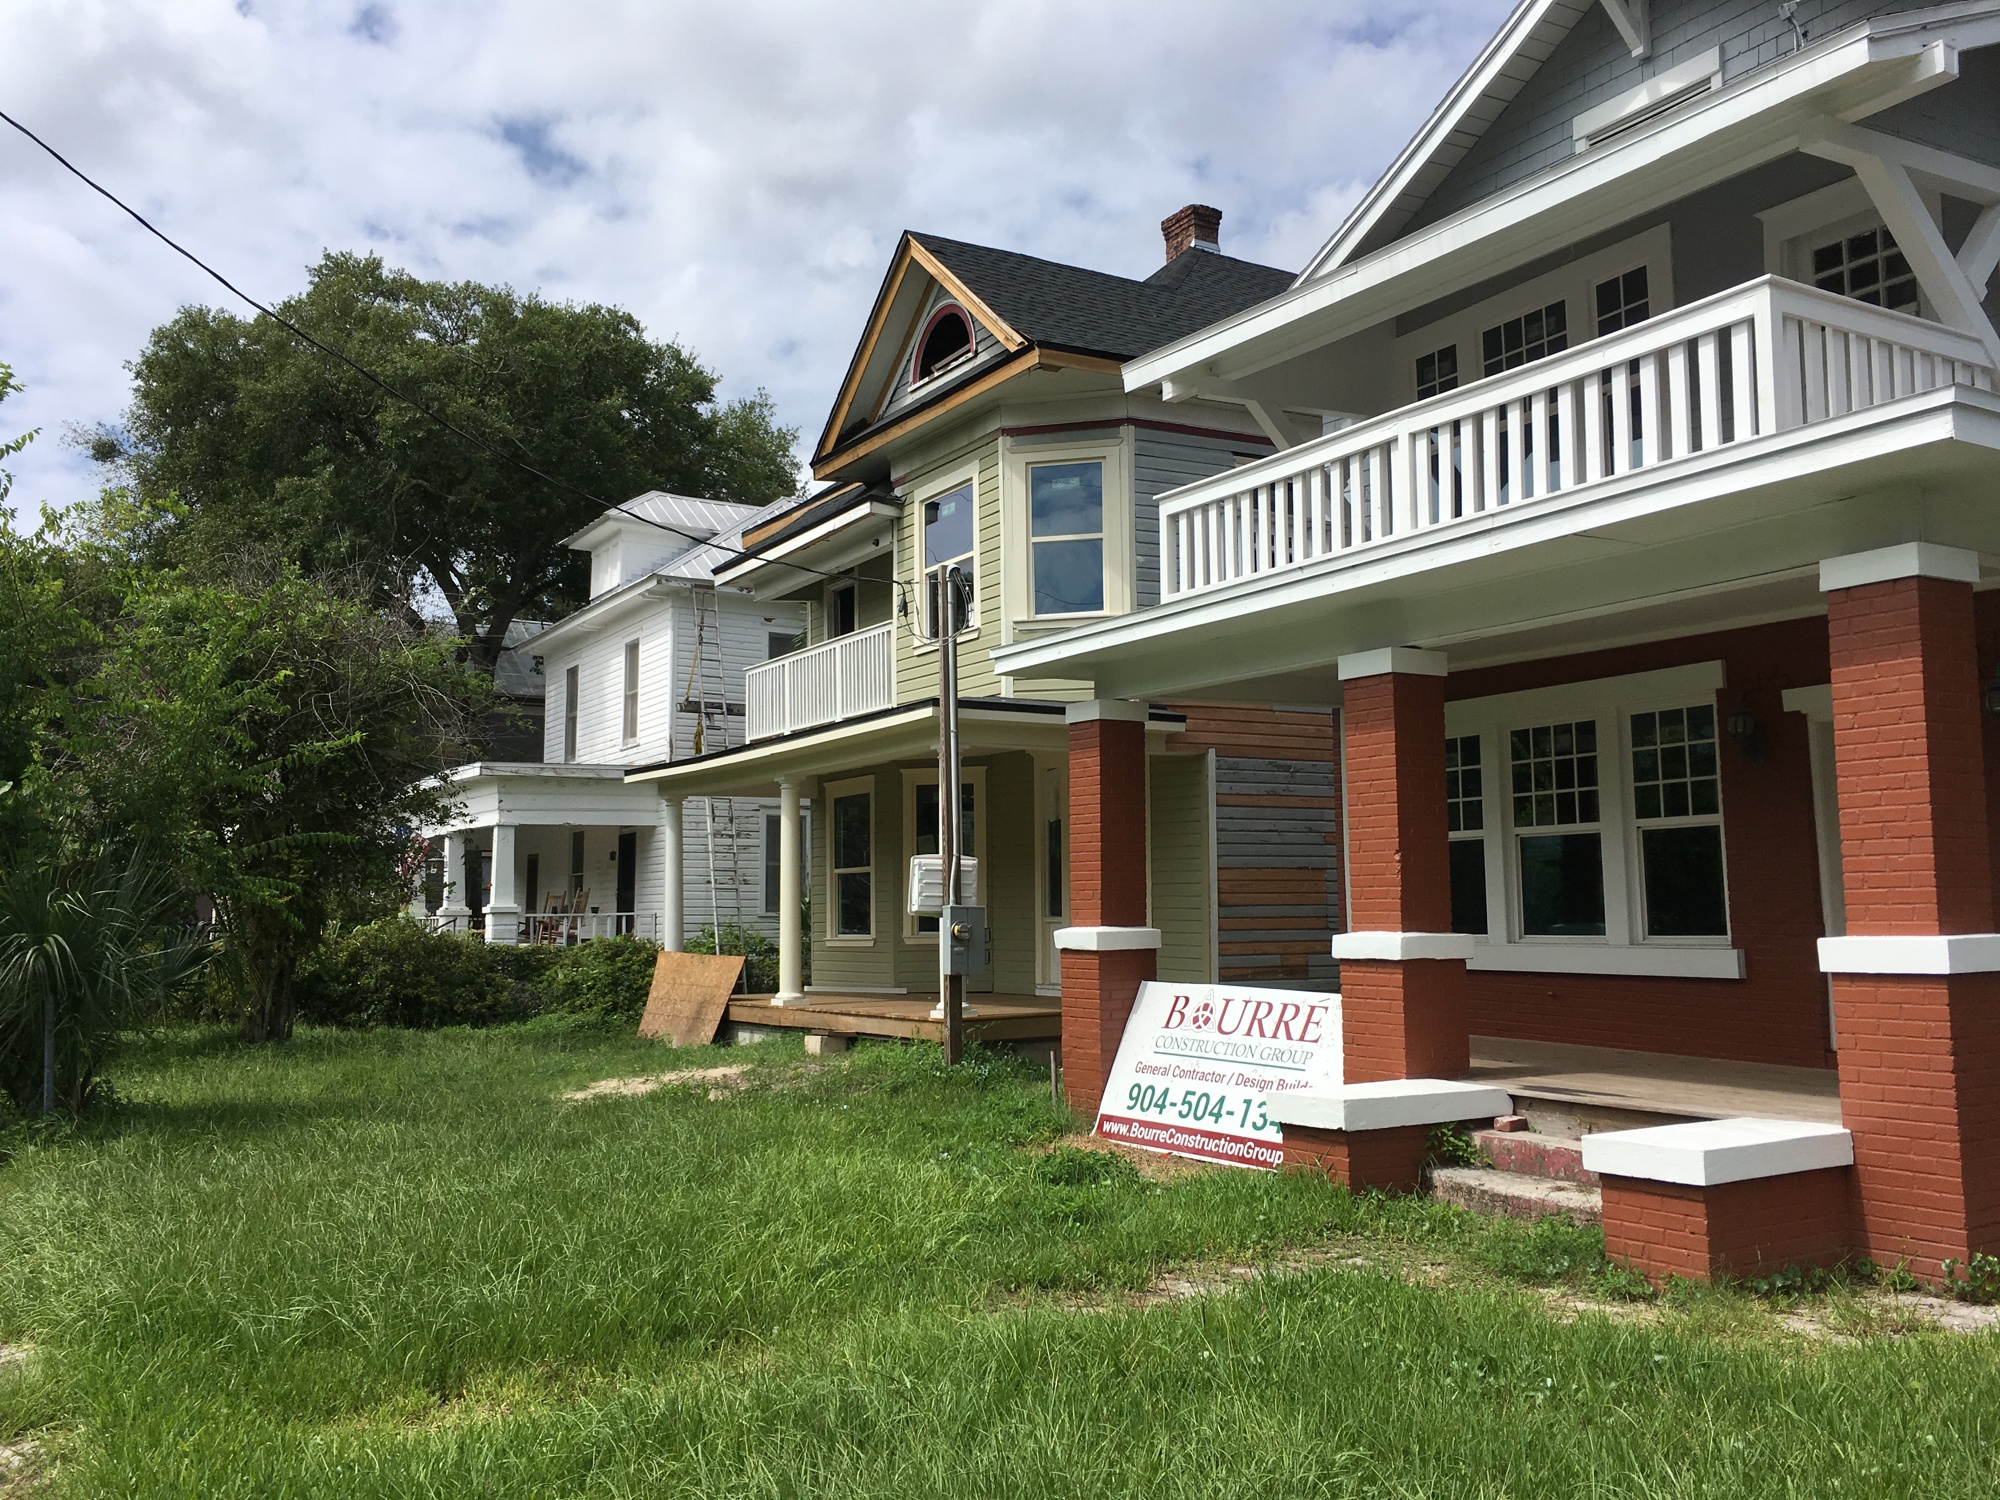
[938, 566, 966, 1065]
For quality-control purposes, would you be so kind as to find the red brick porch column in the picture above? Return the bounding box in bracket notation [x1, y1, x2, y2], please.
[1058, 700, 1159, 1117]
[1333, 648, 1471, 1082]
[1819, 543, 2000, 1280]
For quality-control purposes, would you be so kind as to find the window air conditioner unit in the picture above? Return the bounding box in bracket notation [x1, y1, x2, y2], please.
[908, 855, 979, 914]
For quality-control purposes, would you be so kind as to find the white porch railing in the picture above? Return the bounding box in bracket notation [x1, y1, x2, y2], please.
[745, 620, 896, 741]
[426, 912, 661, 944]
[1160, 276, 1995, 599]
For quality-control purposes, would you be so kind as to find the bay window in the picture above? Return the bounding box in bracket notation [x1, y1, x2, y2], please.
[922, 482, 975, 637]
[1029, 460, 1105, 615]
[827, 778, 874, 940]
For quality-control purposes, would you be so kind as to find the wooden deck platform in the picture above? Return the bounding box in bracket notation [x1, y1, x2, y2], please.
[725, 993, 1062, 1044]
[1469, 1036, 1841, 1128]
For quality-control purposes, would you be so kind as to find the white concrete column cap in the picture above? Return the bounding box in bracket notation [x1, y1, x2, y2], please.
[1818, 543, 1979, 593]
[1336, 647, 1448, 681]
[1266, 1079, 1513, 1133]
[1580, 1117, 1853, 1187]
[1064, 699, 1151, 726]
[1818, 933, 2000, 975]
[1053, 925, 1162, 951]
[1330, 931, 1475, 961]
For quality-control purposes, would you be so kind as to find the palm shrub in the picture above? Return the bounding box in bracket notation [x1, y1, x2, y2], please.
[0, 839, 206, 1115]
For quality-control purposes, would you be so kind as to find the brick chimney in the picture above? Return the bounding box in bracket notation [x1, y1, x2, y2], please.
[1161, 204, 1222, 262]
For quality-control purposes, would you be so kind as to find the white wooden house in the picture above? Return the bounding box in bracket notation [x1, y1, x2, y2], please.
[425, 491, 807, 947]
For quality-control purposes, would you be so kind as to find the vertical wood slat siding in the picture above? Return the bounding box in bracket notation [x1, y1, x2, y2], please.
[1148, 751, 1213, 983]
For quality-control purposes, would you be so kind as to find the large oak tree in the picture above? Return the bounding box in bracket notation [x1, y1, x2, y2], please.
[109, 252, 799, 669]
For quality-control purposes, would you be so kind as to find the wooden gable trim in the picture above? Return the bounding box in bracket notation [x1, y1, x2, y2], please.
[818, 244, 923, 464]
[904, 240, 1028, 353]
[815, 346, 1127, 477]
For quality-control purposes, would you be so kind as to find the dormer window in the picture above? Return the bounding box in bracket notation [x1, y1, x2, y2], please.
[912, 305, 976, 385]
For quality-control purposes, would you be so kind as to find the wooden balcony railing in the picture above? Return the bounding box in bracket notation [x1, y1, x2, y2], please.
[1159, 277, 1994, 599]
[745, 620, 896, 741]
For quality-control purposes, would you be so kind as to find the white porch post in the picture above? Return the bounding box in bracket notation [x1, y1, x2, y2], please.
[774, 776, 805, 1004]
[484, 822, 521, 944]
[437, 831, 472, 929]
[659, 792, 685, 952]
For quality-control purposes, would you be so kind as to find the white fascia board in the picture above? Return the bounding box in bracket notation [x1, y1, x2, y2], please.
[1123, 23, 1951, 393]
[991, 387, 1997, 686]
[1064, 699, 1151, 724]
[1267, 1079, 1514, 1133]
[530, 577, 674, 651]
[1819, 933, 2000, 974]
[624, 705, 938, 793]
[1466, 942, 1744, 980]
[1581, 1116, 1853, 1186]
[1330, 931, 1475, 961]
[714, 501, 898, 588]
[1053, 926, 1163, 951]
[1444, 661, 1727, 735]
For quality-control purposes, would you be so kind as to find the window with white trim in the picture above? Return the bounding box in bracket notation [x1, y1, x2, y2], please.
[828, 779, 874, 939]
[912, 305, 976, 385]
[763, 812, 782, 915]
[1446, 734, 1487, 935]
[1029, 460, 1105, 615]
[1416, 345, 1460, 400]
[1481, 300, 1567, 377]
[1443, 663, 1736, 976]
[1594, 266, 1650, 335]
[902, 767, 985, 938]
[1812, 227, 1917, 313]
[922, 482, 975, 637]
[621, 640, 640, 743]
[562, 665, 579, 762]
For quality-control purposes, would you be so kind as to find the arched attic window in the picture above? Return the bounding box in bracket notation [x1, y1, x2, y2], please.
[912, 304, 975, 384]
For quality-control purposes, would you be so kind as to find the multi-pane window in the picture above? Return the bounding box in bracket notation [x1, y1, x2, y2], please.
[621, 640, 640, 742]
[763, 813, 782, 915]
[1416, 344, 1460, 399]
[1446, 734, 1487, 935]
[1510, 719, 1605, 937]
[913, 779, 977, 934]
[831, 789, 872, 937]
[1630, 705, 1728, 937]
[1595, 267, 1650, 336]
[1029, 460, 1105, 615]
[922, 483, 975, 637]
[1482, 300, 1568, 377]
[562, 665, 579, 762]
[1813, 228, 1917, 313]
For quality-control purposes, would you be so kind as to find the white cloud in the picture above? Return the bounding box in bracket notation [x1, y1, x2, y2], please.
[0, 0, 1509, 512]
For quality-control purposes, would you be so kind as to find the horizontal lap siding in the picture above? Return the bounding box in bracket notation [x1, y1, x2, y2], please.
[1148, 752, 1213, 983]
[1167, 706, 1340, 991]
[1133, 429, 1268, 609]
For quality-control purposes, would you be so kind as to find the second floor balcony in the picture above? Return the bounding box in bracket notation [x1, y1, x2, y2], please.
[746, 620, 896, 741]
[1158, 277, 1995, 601]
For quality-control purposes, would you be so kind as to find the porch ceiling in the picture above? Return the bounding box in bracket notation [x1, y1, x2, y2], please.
[991, 389, 2000, 703]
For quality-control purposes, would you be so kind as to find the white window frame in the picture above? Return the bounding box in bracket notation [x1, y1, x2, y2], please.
[899, 765, 987, 942]
[1390, 224, 1674, 406]
[562, 664, 579, 763]
[1001, 434, 1132, 638]
[763, 811, 782, 916]
[824, 775, 876, 944]
[1760, 180, 1927, 318]
[910, 460, 981, 648]
[621, 639, 641, 744]
[1443, 660, 1743, 980]
[825, 580, 858, 640]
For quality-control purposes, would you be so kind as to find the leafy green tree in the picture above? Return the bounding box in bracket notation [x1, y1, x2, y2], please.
[53, 553, 491, 1040]
[106, 252, 800, 671]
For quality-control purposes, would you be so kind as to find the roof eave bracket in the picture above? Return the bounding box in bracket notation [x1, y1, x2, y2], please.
[1600, 0, 1650, 59]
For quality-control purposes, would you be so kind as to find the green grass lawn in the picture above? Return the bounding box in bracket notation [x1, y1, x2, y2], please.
[2, 1023, 1998, 1497]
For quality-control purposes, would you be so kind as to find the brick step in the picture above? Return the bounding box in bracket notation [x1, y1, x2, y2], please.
[1472, 1128, 1598, 1185]
[1431, 1166, 1602, 1226]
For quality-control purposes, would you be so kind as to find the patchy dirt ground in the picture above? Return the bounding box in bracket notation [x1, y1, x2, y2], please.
[561, 1065, 755, 1103]
[1029, 1131, 1223, 1183]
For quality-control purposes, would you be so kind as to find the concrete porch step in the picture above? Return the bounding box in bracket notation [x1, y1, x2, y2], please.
[1431, 1166, 1602, 1226]
[1472, 1128, 1597, 1185]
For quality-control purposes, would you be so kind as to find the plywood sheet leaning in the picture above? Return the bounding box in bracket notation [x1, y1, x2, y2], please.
[637, 951, 745, 1046]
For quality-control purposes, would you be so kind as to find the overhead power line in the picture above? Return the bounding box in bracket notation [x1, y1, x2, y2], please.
[0, 105, 862, 592]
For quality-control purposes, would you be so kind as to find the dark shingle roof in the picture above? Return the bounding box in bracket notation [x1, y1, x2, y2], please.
[909, 233, 1293, 363]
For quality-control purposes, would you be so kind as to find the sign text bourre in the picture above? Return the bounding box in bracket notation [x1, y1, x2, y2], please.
[1093, 982, 1342, 1170]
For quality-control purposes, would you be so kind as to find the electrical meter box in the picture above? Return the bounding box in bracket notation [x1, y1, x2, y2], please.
[941, 905, 990, 977]
[907, 855, 979, 913]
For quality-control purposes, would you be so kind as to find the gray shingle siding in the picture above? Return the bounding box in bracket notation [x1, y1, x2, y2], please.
[1405, 0, 1953, 235]
[1133, 430, 1263, 607]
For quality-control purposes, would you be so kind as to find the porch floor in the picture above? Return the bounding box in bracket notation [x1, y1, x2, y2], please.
[725, 993, 1062, 1045]
[1468, 1036, 1841, 1130]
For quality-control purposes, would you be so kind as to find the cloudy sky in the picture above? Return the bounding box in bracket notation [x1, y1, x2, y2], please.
[0, 0, 1510, 512]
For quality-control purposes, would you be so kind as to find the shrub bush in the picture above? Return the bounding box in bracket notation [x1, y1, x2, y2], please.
[293, 919, 523, 1029]
[686, 923, 779, 994]
[539, 936, 660, 1021]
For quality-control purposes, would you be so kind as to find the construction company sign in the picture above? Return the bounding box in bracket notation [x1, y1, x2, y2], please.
[1093, 982, 1341, 1170]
